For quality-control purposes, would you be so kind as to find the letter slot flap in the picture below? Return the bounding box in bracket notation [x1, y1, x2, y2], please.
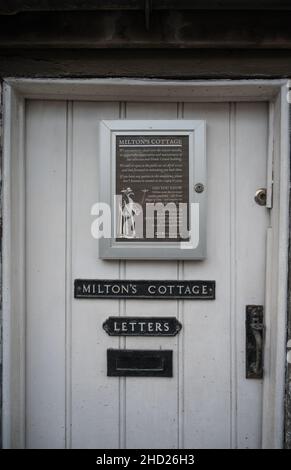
[107, 349, 173, 377]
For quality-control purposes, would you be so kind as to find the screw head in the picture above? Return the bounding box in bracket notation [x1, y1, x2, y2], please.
[194, 183, 205, 194]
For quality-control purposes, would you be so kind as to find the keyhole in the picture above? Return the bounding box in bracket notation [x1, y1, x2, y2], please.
[254, 188, 267, 206]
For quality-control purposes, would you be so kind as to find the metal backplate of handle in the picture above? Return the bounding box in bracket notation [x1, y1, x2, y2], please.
[246, 305, 264, 379]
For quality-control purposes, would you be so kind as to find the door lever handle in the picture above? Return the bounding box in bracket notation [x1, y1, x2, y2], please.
[246, 305, 264, 378]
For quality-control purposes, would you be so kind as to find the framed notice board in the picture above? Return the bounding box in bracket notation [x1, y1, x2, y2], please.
[98, 120, 206, 259]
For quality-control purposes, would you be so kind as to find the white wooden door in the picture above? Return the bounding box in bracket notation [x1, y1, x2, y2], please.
[24, 97, 269, 449]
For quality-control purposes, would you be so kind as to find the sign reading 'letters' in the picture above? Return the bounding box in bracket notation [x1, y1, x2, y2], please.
[74, 279, 215, 300]
[103, 317, 182, 336]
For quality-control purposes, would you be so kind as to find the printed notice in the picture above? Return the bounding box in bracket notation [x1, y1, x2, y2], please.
[116, 134, 189, 241]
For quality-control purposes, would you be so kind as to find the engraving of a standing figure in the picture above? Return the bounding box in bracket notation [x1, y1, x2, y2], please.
[119, 188, 141, 238]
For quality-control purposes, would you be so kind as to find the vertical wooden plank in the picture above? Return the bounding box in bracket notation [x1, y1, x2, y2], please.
[124, 102, 179, 449]
[3, 87, 26, 448]
[177, 102, 185, 449]
[183, 103, 231, 448]
[118, 102, 127, 450]
[65, 101, 73, 449]
[25, 100, 67, 448]
[229, 102, 238, 448]
[234, 102, 268, 448]
[70, 101, 120, 448]
[262, 227, 274, 447]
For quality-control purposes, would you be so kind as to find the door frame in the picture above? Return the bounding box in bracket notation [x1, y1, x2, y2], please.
[2, 78, 289, 448]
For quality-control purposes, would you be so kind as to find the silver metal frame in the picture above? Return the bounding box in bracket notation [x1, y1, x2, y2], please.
[99, 119, 206, 259]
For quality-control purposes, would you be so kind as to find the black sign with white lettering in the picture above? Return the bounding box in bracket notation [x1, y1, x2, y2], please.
[116, 134, 189, 242]
[74, 279, 215, 299]
[103, 317, 182, 336]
